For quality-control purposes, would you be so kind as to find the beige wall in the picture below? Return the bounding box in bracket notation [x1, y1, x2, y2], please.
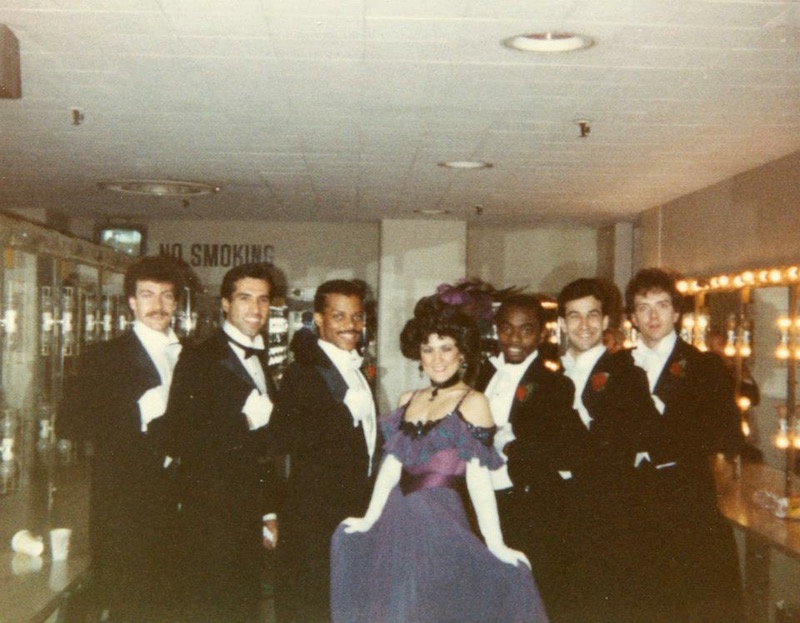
[377, 220, 467, 411]
[639, 150, 800, 275]
[467, 224, 598, 296]
[148, 220, 380, 296]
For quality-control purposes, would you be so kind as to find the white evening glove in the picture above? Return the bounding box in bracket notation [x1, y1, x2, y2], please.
[138, 385, 168, 432]
[466, 458, 531, 569]
[242, 389, 273, 430]
[493, 423, 516, 460]
[342, 455, 402, 534]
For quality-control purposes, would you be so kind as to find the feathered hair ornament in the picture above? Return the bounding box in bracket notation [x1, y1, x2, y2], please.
[413, 278, 518, 336]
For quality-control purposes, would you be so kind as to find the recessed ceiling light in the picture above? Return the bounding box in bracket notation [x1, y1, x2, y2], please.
[414, 209, 451, 215]
[97, 179, 221, 197]
[503, 32, 594, 53]
[437, 161, 493, 170]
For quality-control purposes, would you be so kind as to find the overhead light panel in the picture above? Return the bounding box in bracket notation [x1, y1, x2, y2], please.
[437, 161, 493, 170]
[98, 179, 221, 197]
[503, 32, 594, 53]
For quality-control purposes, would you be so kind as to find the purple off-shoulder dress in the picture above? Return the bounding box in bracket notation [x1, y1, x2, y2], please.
[330, 396, 548, 623]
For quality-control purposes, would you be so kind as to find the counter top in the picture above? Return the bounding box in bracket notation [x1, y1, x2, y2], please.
[0, 463, 89, 623]
[715, 459, 800, 561]
[0, 554, 89, 623]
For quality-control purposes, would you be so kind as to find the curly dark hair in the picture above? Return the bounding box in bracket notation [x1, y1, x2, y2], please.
[399, 301, 481, 385]
[624, 267, 682, 315]
[124, 255, 185, 299]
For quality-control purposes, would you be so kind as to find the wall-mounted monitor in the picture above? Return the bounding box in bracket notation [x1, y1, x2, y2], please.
[96, 224, 147, 257]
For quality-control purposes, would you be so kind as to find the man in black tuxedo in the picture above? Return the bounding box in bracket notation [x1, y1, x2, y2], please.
[557, 278, 659, 623]
[59, 256, 185, 622]
[273, 279, 377, 623]
[475, 294, 578, 622]
[165, 263, 279, 623]
[625, 267, 744, 622]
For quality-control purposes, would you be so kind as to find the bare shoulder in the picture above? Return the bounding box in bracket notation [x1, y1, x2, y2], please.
[397, 390, 415, 409]
[458, 391, 494, 428]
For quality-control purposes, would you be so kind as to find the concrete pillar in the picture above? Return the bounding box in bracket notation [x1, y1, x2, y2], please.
[375, 220, 466, 412]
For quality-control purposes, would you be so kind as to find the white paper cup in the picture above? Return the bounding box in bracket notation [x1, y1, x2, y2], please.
[49, 528, 72, 562]
[11, 529, 44, 557]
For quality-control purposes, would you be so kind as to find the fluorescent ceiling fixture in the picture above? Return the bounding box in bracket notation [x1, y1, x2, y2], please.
[437, 161, 493, 170]
[503, 32, 594, 53]
[414, 209, 451, 215]
[97, 179, 220, 197]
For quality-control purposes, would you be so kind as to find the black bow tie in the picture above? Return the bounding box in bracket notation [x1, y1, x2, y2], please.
[227, 337, 264, 360]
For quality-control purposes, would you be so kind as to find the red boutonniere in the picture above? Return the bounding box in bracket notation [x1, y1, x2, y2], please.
[362, 363, 377, 382]
[669, 359, 687, 378]
[515, 382, 537, 403]
[590, 372, 610, 392]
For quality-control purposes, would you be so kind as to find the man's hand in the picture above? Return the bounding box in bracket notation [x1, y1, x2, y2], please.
[262, 519, 278, 549]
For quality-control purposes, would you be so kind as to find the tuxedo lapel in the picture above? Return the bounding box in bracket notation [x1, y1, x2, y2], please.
[124, 331, 162, 392]
[212, 331, 261, 391]
[317, 357, 348, 403]
[653, 339, 691, 405]
[507, 357, 563, 429]
[581, 351, 611, 417]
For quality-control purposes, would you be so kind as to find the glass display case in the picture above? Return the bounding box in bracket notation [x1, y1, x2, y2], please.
[0, 212, 131, 536]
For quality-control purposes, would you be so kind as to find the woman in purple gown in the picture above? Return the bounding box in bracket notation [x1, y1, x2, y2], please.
[330, 301, 548, 623]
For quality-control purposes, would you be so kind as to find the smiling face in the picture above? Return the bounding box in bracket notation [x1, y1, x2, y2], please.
[221, 277, 271, 338]
[314, 293, 365, 352]
[631, 288, 680, 349]
[497, 305, 541, 364]
[128, 280, 178, 334]
[559, 295, 609, 356]
[420, 334, 463, 384]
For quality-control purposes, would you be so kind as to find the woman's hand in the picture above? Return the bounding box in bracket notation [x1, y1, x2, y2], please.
[487, 543, 531, 569]
[341, 516, 376, 534]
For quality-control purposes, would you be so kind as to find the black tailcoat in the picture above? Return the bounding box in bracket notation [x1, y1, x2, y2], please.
[568, 348, 660, 623]
[636, 337, 744, 623]
[271, 339, 375, 623]
[475, 355, 581, 622]
[58, 331, 179, 621]
[164, 329, 279, 623]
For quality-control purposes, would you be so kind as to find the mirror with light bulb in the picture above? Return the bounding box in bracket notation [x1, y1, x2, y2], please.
[679, 268, 800, 474]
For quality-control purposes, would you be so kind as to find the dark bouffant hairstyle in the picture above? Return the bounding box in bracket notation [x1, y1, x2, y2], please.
[220, 263, 274, 301]
[400, 297, 481, 385]
[557, 278, 609, 318]
[495, 293, 544, 327]
[313, 279, 365, 313]
[624, 267, 682, 315]
[124, 255, 185, 299]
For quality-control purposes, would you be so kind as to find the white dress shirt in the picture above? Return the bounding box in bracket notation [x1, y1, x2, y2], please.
[484, 351, 538, 491]
[133, 321, 182, 433]
[223, 321, 268, 394]
[632, 330, 678, 394]
[632, 330, 678, 468]
[318, 339, 377, 476]
[561, 344, 606, 430]
[222, 321, 275, 431]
